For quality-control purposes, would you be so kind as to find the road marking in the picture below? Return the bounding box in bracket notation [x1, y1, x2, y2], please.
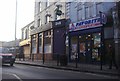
[4, 73, 22, 81]
[84, 72, 118, 78]
[12, 74, 23, 81]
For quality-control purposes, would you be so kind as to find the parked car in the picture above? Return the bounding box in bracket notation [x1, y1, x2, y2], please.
[0, 53, 16, 66]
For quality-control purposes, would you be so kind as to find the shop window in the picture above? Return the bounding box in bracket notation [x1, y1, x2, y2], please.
[79, 35, 86, 62]
[93, 33, 101, 48]
[86, 34, 92, 40]
[71, 36, 78, 60]
[80, 43, 86, 54]
[92, 33, 101, 61]
[39, 33, 42, 53]
[44, 44, 51, 53]
[44, 31, 51, 53]
[79, 35, 86, 42]
[32, 35, 37, 54]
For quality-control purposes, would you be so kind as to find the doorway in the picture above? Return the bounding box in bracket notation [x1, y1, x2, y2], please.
[70, 33, 101, 64]
[79, 34, 93, 63]
[85, 40, 93, 63]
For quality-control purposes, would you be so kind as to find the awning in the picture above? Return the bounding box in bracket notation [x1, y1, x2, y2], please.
[19, 39, 30, 46]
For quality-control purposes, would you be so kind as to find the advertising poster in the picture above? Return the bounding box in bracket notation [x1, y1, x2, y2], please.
[71, 44, 77, 60]
[80, 43, 85, 53]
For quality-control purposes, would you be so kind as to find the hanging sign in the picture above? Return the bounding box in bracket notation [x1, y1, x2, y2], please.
[69, 17, 103, 32]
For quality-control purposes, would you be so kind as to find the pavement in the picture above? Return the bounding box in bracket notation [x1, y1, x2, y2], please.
[15, 59, 120, 77]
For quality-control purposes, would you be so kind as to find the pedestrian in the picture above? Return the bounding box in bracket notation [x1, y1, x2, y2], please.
[108, 44, 118, 69]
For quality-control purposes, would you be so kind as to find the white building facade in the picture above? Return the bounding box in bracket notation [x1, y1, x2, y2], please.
[19, 21, 34, 60]
[34, 0, 66, 28]
[30, 0, 67, 61]
[66, 1, 117, 65]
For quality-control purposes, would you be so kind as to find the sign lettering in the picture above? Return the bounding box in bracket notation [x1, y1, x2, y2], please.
[69, 17, 103, 32]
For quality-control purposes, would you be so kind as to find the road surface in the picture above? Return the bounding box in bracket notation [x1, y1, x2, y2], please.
[1, 64, 119, 81]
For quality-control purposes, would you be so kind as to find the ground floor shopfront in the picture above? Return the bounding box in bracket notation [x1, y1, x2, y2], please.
[68, 17, 114, 65]
[19, 39, 31, 60]
[30, 19, 66, 61]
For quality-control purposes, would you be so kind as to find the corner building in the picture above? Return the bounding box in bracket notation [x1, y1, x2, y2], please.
[30, 0, 66, 61]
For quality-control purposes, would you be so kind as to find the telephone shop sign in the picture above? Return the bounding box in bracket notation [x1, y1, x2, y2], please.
[69, 17, 103, 32]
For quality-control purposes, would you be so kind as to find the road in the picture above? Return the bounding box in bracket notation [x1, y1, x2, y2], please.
[1, 64, 119, 81]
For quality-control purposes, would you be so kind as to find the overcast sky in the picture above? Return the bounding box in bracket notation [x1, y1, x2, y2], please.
[0, 0, 35, 42]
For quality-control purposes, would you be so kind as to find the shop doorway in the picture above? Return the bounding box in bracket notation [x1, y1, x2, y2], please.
[85, 40, 93, 63]
[79, 42, 86, 63]
[79, 35, 93, 63]
[70, 33, 101, 64]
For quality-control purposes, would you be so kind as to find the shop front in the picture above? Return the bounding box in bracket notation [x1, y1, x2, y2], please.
[30, 19, 66, 61]
[68, 17, 106, 64]
[19, 39, 31, 60]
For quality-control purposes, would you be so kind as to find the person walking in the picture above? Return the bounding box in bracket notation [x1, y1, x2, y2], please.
[108, 44, 118, 69]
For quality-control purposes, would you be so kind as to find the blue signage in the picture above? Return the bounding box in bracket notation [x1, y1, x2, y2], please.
[69, 17, 103, 32]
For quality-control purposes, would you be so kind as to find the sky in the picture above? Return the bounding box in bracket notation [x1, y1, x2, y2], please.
[0, 0, 35, 42]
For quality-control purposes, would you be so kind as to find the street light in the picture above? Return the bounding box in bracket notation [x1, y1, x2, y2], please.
[14, 0, 17, 56]
[99, 11, 107, 70]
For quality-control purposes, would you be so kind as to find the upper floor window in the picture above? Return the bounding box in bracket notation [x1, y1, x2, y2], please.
[84, 2, 94, 19]
[85, 6, 89, 19]
[65, 2, 71, 19]
[89, 5, 94, 17]
[38, 2, 41, 12]
[46, 0, 49, 7]
[38, 19, 41, 27]
[77, 9, 82, 21]
[77, 2, 82, 21]
[22, 31, 24, 40]
[23, 29, 28, 39]
[96, 2, 103, 16]
[45, 16, 50, 24]
[25, 29, 28, 39]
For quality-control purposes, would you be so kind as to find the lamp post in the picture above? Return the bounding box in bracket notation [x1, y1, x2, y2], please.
[99, 11, 107, 70]
[14, 0, 17, 56]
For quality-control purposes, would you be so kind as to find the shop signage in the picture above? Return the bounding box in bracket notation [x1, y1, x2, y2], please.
[55, 21, 61, 26]
[52, 19, 66, 28]
[69, 17, 103, 32]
